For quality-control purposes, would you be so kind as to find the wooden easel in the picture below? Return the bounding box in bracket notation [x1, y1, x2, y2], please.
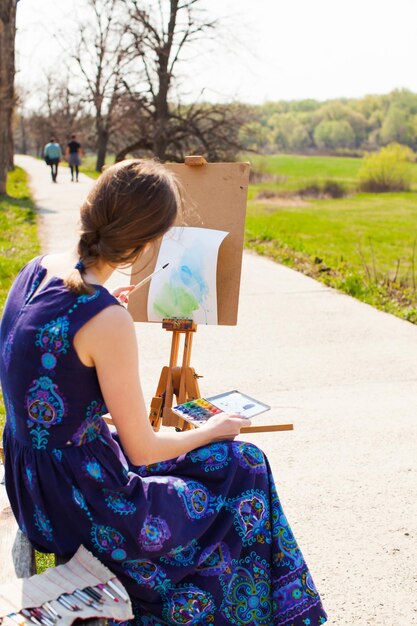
[149, 318, 200, 432]
[149, 318, 293, 434]
[141, 155, 293, 435]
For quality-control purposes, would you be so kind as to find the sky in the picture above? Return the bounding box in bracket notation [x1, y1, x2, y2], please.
[15, 0, 417, 107]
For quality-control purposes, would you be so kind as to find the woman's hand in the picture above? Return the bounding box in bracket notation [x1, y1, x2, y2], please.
[201, 412, 251, 442]
[112, 285, 137, 304]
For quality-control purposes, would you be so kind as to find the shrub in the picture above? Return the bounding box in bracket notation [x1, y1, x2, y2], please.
[298, 181, 346, 199]
[322, 181, 346, 198]
[358, 143, 414, 192]
[298, 183, 321, 197]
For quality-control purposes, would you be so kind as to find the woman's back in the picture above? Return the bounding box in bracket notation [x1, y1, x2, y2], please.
[1, 256, 117, 450]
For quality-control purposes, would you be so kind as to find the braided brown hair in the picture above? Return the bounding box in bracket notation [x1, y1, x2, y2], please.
[65, 159, 179, 294]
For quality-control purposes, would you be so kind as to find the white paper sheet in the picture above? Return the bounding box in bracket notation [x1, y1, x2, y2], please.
[147, 226, 228, 325]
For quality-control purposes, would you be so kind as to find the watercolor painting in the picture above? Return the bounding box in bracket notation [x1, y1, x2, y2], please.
[147, 226, 228, 325]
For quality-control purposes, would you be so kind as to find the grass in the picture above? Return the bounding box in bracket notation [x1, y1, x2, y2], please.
[245, 155, 417, 323]
[0, 168, 40, 314]
[0, 167, 40, 425]
[245, 153, 417, 193]
[0, 168, 55, 573]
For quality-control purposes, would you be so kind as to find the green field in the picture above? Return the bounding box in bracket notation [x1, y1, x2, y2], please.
[245, 154, 417, 322]
[246, 153, 417, 193]
[75, 152, 417, 323]
[247, 153, 362, 191]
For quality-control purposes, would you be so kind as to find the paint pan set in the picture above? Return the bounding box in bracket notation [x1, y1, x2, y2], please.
[173, 390, 270, 427]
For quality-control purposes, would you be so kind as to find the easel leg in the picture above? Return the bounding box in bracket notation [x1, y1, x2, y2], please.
[149, 321, 201, 431]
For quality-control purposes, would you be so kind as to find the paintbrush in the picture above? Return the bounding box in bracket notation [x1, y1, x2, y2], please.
[129, 263, 169, 294]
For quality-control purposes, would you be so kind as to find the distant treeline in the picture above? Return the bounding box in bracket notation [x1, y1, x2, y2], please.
[14, 88, 417, 165]
[239, 89, 417, 155]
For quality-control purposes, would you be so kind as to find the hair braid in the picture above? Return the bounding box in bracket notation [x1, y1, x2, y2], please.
[64, 159, 179, 295]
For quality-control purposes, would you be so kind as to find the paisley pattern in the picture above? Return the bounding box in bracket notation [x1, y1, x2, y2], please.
[91, 523, 127, 561]
[134, 460, 177, 477]
[123, 560, 168, 590]
[139, 515, 171, 552]
[104, 490, 137, 516]
[24, 464, 36, 491]
[76, 291, 100, 304]
[226, 489, 271, 545]
[189, 442, 231, 472]
[173, 479, 222, 520]
[161, 539, 199, 568]
[36, 316, 70, 356]
[71, 412, 103, 445]
[52, 448, 62, 461]
[196, 542, 231, 576]
[26, 376, 66, 426]
[82, 457, 106, 482]
[25, 376, 66, 448]
[232, 441, 267, 474]
[163, 584, 215, 625]
[220, 552, 272, 625]
[33, 505, 53, 542]
[0, 257, 327, 626]
[273, 568, 323, 625]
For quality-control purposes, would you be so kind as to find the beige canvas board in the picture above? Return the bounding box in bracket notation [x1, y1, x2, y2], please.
[128, 161, 250, 326]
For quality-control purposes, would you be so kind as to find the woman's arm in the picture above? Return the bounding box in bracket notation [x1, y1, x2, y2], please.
[74, 305, 248, 466]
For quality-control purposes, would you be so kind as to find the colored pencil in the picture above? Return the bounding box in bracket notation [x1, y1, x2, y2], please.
[97, 583, 118, 602]
[7, 614, 27, 626]
[107, 579, 130, 602]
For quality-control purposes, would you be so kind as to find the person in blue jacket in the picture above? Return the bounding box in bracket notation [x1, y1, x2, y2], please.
[43, 137, 62, 183]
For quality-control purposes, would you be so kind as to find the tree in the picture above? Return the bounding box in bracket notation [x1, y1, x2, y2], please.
[114, 98, 251, 162]
[71, 0, 133, 171]
[0, 0, 18, 194]
[116, 0, 245, 162]
[287, 123, 310, 151]
[380, 104, 415, 147]
[313, 119, 355, 150]
[238, 121, 270, 153]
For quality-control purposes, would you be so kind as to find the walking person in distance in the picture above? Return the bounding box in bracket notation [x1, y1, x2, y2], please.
[66, 134, 83, 182]
[43, 137, 62, 183]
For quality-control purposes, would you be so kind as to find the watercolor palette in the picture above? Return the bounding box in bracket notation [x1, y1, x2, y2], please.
[173, 390, 270, 427]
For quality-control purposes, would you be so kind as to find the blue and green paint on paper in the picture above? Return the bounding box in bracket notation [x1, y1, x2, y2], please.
[153, 255, 209, 321]
[149, 226, 228, 325]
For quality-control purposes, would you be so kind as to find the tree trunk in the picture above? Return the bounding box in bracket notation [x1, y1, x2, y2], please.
[8, 119, 14, 169]
[0, 0, 17, 193]
[19, 114, 28, 154]
[153, 73, 171, 160]
[95, 126, 109, 172]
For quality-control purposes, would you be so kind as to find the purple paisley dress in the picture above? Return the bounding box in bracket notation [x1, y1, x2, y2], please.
[0, 257, 327, 626]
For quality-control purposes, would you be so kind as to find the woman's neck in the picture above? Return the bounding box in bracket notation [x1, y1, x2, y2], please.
[83, 260, 114, 285]
[41, 250, 115, 286]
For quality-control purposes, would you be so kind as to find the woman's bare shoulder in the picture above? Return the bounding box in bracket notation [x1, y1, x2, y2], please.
[74, 304, 136, 366]
[87, 303, 134, 332]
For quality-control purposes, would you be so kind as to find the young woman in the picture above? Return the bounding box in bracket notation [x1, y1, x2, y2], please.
[0, 159, 327, 625]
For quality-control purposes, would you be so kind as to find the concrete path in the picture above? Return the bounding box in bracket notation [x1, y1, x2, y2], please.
[14, 155, 417, 625]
